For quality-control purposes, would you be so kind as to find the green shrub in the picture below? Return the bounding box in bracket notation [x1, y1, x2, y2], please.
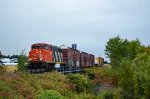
[23, 72, 70, 96]
[37, 90, 66, 99]
[68, 73, 92, 93]
[114, 52, 150, 98]
[84, 67, 117, 86]
[0, 73, 35, 99]
[98, 88, 122, 99]
[17, 50, 28, 71]
[132, 53, 150, 98]
[117, 58, 134, 93]
[73, 92, 97, 99]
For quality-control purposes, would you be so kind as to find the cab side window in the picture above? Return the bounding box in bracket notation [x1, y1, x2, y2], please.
[32, 46, 39, 49]
[45, 46, 49, 50]
[31, 45, 51, 50]
[40, 46, 44, 49]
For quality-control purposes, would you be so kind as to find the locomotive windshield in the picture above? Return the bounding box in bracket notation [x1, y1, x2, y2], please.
[32, 45, 50, 50]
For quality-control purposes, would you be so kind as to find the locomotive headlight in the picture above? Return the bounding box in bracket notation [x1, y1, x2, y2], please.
[39, 54, 43, 61]
[40, 57, 43, 61]
[29, 58, 31, 61]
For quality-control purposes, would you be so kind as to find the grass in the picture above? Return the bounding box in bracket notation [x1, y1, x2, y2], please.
[4, 65, 17, 72]
[0, 71, 68, 98]
[0, 66, 119, 99]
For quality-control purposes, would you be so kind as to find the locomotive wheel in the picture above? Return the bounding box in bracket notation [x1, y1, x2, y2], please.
[36, 69, 40, 73]
[39, 68, 42, 73]
[41, 68, 45, 73]
[28, 69, 31, 73]
[32, 69, 35, 73]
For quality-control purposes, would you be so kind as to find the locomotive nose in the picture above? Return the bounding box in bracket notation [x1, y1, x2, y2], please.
[36, 51, 43, 60]
[37, 51, 43, 61]
[29, 50, 44, 61]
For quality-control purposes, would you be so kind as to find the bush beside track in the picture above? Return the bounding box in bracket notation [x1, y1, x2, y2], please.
[0, 66, 120, 99]
[1, 54, 150, 99]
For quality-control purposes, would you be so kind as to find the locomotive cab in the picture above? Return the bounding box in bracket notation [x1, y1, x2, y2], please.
[29, 43, 53, 62]
[28, 43, 54, 73]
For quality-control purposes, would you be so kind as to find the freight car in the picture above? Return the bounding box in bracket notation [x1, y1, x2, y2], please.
[80, 51, 89, 68]
[95, 57, 104, 66]
[28, 43, 101, 73]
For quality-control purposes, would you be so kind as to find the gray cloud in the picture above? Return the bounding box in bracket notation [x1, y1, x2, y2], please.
[0, 0, 150, 60]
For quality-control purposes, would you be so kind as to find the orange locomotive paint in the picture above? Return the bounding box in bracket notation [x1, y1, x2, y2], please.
[29, 44, 53, 62]
[28, 43, 56, 73]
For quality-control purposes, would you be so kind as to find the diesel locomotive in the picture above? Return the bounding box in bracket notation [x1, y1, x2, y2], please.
[28, 43, 102, 73]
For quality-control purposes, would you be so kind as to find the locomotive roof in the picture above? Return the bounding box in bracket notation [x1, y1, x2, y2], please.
[31, 43, 94, 55]
[32, 43, 63, 49]
[32, 43, 52, 46]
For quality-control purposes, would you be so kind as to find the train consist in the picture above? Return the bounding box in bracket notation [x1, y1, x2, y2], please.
[28, 43, 104, 73]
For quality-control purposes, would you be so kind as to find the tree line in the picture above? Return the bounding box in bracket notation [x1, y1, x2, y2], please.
[0, 51, 19, 59]
[105, 35, 150, 68]
[104, 36, 150, 98]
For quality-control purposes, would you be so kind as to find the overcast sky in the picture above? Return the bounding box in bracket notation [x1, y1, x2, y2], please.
[0, 0, 150, 60]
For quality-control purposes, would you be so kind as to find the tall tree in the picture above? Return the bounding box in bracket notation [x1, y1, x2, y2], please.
[125, 39, 141, 59]
[105, 36, 142, 68]
[105, 36, 125, 67]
